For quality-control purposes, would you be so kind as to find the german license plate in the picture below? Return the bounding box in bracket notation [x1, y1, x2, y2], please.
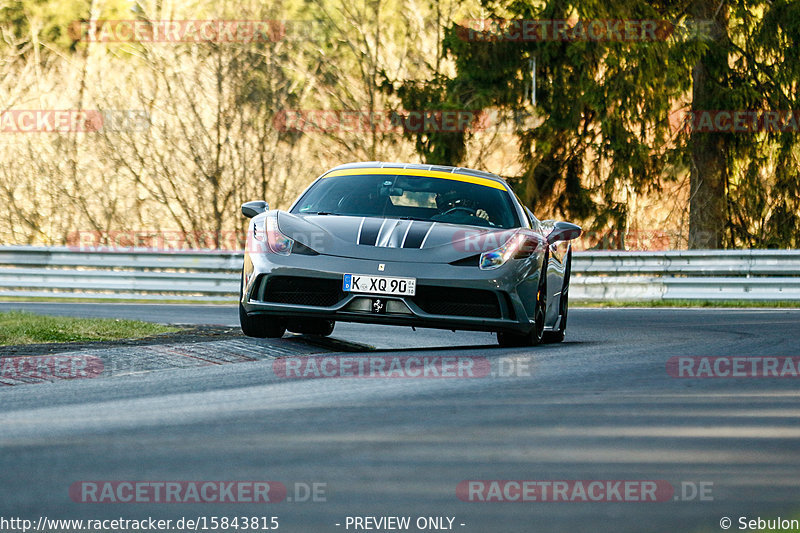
[343, 274, 416, 296]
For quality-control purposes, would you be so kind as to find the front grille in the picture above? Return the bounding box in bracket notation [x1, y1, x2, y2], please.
[262, 276, 344, 307]
[413, 286, 501, 318]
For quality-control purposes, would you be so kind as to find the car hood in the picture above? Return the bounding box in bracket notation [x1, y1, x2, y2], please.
[277, 212, 525, 263]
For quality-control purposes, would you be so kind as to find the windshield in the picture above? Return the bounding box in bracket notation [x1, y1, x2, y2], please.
[291, 173, 520, 229]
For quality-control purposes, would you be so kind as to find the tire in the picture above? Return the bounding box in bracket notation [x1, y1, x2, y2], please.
[497, 257, 547, 347]
[497, 330, 527, 348]
[286, 319, 335, 337]
[543, 250, 571, 344]
[239, 272, 286, 338]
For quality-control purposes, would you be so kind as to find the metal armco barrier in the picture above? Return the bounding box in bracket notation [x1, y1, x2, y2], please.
[1, 246, 799, 301]
[570, 250, 800, 300]
[0, 247, 240, 301]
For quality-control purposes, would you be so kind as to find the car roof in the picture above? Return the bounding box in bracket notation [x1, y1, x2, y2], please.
[324, 161, 508, 187]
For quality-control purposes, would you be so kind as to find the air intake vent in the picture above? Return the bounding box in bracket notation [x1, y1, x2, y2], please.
[413, 286, 501, 318]
[262, 276, 343, 307]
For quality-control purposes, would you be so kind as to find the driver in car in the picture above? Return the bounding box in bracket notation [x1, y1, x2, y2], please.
[435, 190, 492, 224]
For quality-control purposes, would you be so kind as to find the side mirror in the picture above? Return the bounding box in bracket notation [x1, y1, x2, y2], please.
[241, 200, 269, 218]
[547, 221, 582, 245]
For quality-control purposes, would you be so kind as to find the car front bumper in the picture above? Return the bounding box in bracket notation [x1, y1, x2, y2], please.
[241, 250, 542, 335]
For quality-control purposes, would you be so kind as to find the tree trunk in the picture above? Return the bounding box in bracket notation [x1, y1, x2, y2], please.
[688, 0, 729, 249]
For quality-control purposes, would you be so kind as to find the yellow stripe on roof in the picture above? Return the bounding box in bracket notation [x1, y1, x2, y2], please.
[323, 168, 507, 190]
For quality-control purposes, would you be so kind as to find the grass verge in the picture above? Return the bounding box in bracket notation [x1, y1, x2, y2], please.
[0, 311, 179, 346]
[0, 296, 235, 304]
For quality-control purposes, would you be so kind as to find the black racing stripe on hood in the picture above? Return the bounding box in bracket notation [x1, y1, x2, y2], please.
[402, 221, 433, 248]
[358, 218, 383, 246]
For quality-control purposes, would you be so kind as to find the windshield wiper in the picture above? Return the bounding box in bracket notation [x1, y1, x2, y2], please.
[395, 216, 433, 222]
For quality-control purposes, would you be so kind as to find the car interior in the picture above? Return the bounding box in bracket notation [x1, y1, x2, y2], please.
[294, 174, 519, 228]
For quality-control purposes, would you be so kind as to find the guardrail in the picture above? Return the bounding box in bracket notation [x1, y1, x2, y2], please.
[1, 246, 799, 301]
[570, 250, 800, 301]
[0, 247, 240, 301]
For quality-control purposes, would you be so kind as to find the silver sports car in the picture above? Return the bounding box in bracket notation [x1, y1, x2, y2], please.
[239, 162, 581, 346]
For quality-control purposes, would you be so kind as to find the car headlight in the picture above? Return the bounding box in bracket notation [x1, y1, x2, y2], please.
[253, 215, 294, 255]
[479, 231, 530, 270]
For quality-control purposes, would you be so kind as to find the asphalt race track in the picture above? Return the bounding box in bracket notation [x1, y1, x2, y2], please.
[2, 303, 800, 533]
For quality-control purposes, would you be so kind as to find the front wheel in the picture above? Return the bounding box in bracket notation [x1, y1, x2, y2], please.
[239, 304, 286, 338]
[543, 250, 571, 344]
[541, 290, 567, 343]
[286, 319, 335, 337]
[239, 271, 286, 338]
[497, 268, 546, 347]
